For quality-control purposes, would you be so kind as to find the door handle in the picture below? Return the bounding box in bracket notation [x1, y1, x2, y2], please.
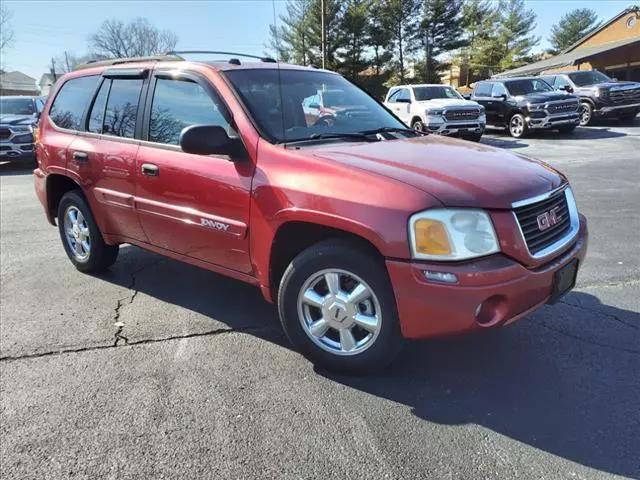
[72, 151, 89, 162]
[141, 163, 159, 176]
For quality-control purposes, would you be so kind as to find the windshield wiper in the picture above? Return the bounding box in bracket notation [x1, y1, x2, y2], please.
[309, 132, 376, 141]
[359, 127, 425, 136]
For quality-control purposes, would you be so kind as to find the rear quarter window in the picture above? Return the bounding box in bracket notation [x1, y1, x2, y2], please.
[48, 76, 100, 130]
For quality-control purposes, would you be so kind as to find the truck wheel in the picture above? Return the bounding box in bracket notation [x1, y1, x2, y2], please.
[411, 118, 425, 132]
[57, 190, 119, 273]
[278, 240, 403, 374]
[579, 102, 593, 126]
[508, 113, 529, 138]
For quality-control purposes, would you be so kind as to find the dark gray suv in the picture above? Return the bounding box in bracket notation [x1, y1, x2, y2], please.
[0, 96, 45, 165]
[542, 70, 640, 126]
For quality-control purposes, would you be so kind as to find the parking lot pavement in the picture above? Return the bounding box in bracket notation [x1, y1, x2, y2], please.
[1, 120, 639, 480]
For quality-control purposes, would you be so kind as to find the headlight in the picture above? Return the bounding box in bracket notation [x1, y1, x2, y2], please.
[409, 209, 500, 261]
[426, 109, 444, 116]
[527, 103, 545, 110]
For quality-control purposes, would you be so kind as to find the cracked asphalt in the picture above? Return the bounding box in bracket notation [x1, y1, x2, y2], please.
[1, 118, 639, 479]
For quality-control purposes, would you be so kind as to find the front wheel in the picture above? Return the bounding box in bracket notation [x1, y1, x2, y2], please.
[278, 240, 403, 373]
[579, 102, 593, 126]
[58, 190, 119, 273]
[508, 113, 529, 138]
[411, 118, 425, 132]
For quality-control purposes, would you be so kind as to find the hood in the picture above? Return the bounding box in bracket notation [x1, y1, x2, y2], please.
[415, 98, 480, 109]
[578, 81, 639, 90]
[517, 91, 575, 104]
[0, 114, 37, 126]
[308, 135, 564, 209]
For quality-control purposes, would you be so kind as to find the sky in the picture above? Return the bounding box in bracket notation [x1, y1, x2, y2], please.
[0, 0, 631, 80]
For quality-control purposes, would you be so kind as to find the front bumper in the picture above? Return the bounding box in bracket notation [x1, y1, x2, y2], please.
[526, 113, 580, 129]
[426, 114, 486, 136]
[386, 214, 588, 339]
[596, 102, 640, 115]
[0, 142, 35, 160]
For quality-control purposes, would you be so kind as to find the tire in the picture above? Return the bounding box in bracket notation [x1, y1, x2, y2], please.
[277, 239, 403, 374]
[557, 125, 577, 134]
[57, 190, 119, 273]
[508, 113, 529, 138]
[463, 132, 483, 142]
[411, 118, 425, 132]
[579, 102, 593, 126]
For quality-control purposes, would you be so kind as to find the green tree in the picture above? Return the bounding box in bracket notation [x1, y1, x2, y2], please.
[337, 0, 371, 79]
[381, 0, 420, 82]
[267, 0, 314, 65]
[458, 0, 497, 84]
[548, 8, 601, 54]
[415, 0, 468, 84]
[495, 0, 539, 71]
[307, 0, 346, 69]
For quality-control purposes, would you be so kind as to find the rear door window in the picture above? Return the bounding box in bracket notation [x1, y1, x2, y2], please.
[102, 79, 143, 138]
[88, 79, 110, 133]
[48, 76, 100, 130]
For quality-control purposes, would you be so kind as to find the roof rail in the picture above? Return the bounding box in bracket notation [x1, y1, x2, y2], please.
[74, 54, 184, 71]
[164, 50, 277, 64]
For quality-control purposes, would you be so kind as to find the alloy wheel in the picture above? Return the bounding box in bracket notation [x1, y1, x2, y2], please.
[297, 269, 382, 356]
[63, 206, 91, 261]
[510, 115, 524, 137]
[579, 104, 591, 126]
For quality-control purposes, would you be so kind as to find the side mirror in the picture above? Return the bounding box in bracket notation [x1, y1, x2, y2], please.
[179, 125, 244, 159]
[396, 98, 412, 104]
[308, 103, 320, 109]
[611, 77, 618, 82]
[560, 85, 574, 93]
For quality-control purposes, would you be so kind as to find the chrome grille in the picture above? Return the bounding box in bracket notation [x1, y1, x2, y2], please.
[546, 101, 579, 115]
[444, 109, 480, 121]
[514, 188, 571, 255]
[609, 87, 640, 105]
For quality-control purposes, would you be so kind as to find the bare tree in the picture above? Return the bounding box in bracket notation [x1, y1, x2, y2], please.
[0, 5, 15, 58]
[88, 18, 178, 58]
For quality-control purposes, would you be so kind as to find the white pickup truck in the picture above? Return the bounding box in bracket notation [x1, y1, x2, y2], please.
[384, 84, 486, 141]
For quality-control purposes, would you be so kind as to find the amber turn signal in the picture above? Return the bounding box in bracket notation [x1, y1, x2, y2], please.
[413, 218, 452, 255]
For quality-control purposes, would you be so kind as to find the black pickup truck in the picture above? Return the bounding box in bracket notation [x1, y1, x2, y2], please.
[471, 77, 580, 138]
[541, 70, 640, 126]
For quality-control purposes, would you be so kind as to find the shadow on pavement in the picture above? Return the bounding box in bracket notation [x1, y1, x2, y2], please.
[98, 246, 640, 479]
[320, 291, 640, 479]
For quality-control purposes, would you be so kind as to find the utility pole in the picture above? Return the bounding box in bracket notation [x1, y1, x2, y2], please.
[321, 0, 326, 69]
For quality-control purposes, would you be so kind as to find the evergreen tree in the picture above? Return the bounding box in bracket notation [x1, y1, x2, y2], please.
[548, 8, 600, 54]
[338, 0, 371, 80]
[380, 0, 420, 82]
[267, 0, 314, 65]
[307, 0, 346, 69]
[415, 0, 468, 84]
[459, 0, 497, 84]
[495, 0, 539, 71]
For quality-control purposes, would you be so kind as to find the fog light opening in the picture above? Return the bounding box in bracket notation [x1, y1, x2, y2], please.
[475, 295, 508, 327]
[423, 270, 458, 284]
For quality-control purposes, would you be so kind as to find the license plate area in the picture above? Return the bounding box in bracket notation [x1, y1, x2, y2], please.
[548, 259, 578, 304]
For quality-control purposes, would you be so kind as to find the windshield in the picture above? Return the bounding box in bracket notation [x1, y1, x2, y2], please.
[504, 79, 553, 96]
[568, 70, 612, 87]
[0, 97, 35, 115]
[224, 69, 407, 143]
[413, 86, 463, 101]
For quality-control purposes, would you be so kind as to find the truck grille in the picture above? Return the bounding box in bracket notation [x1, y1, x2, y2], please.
[514, 188, 571, 255]
[0, 128, 11, 140]
[609, 86, 640, 105]
[546, 101, 578, 115]
[444, 109, 480, 121]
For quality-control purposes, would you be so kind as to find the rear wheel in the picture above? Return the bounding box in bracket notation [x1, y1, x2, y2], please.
[278, 240, 403, 373]
[508, 113, 528, 138]
[58, 190, 119, 273]
[579, 102, 593, 126]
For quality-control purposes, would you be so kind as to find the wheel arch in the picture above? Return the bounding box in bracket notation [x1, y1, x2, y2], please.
[266, 220, 386, 303]
[46, 173, 83, 225]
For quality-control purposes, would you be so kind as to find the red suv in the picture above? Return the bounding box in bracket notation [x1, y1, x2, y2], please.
[34, 52, 588, 373]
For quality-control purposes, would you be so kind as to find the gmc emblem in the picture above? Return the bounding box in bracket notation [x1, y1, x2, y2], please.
[536, 206, 561, 231]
